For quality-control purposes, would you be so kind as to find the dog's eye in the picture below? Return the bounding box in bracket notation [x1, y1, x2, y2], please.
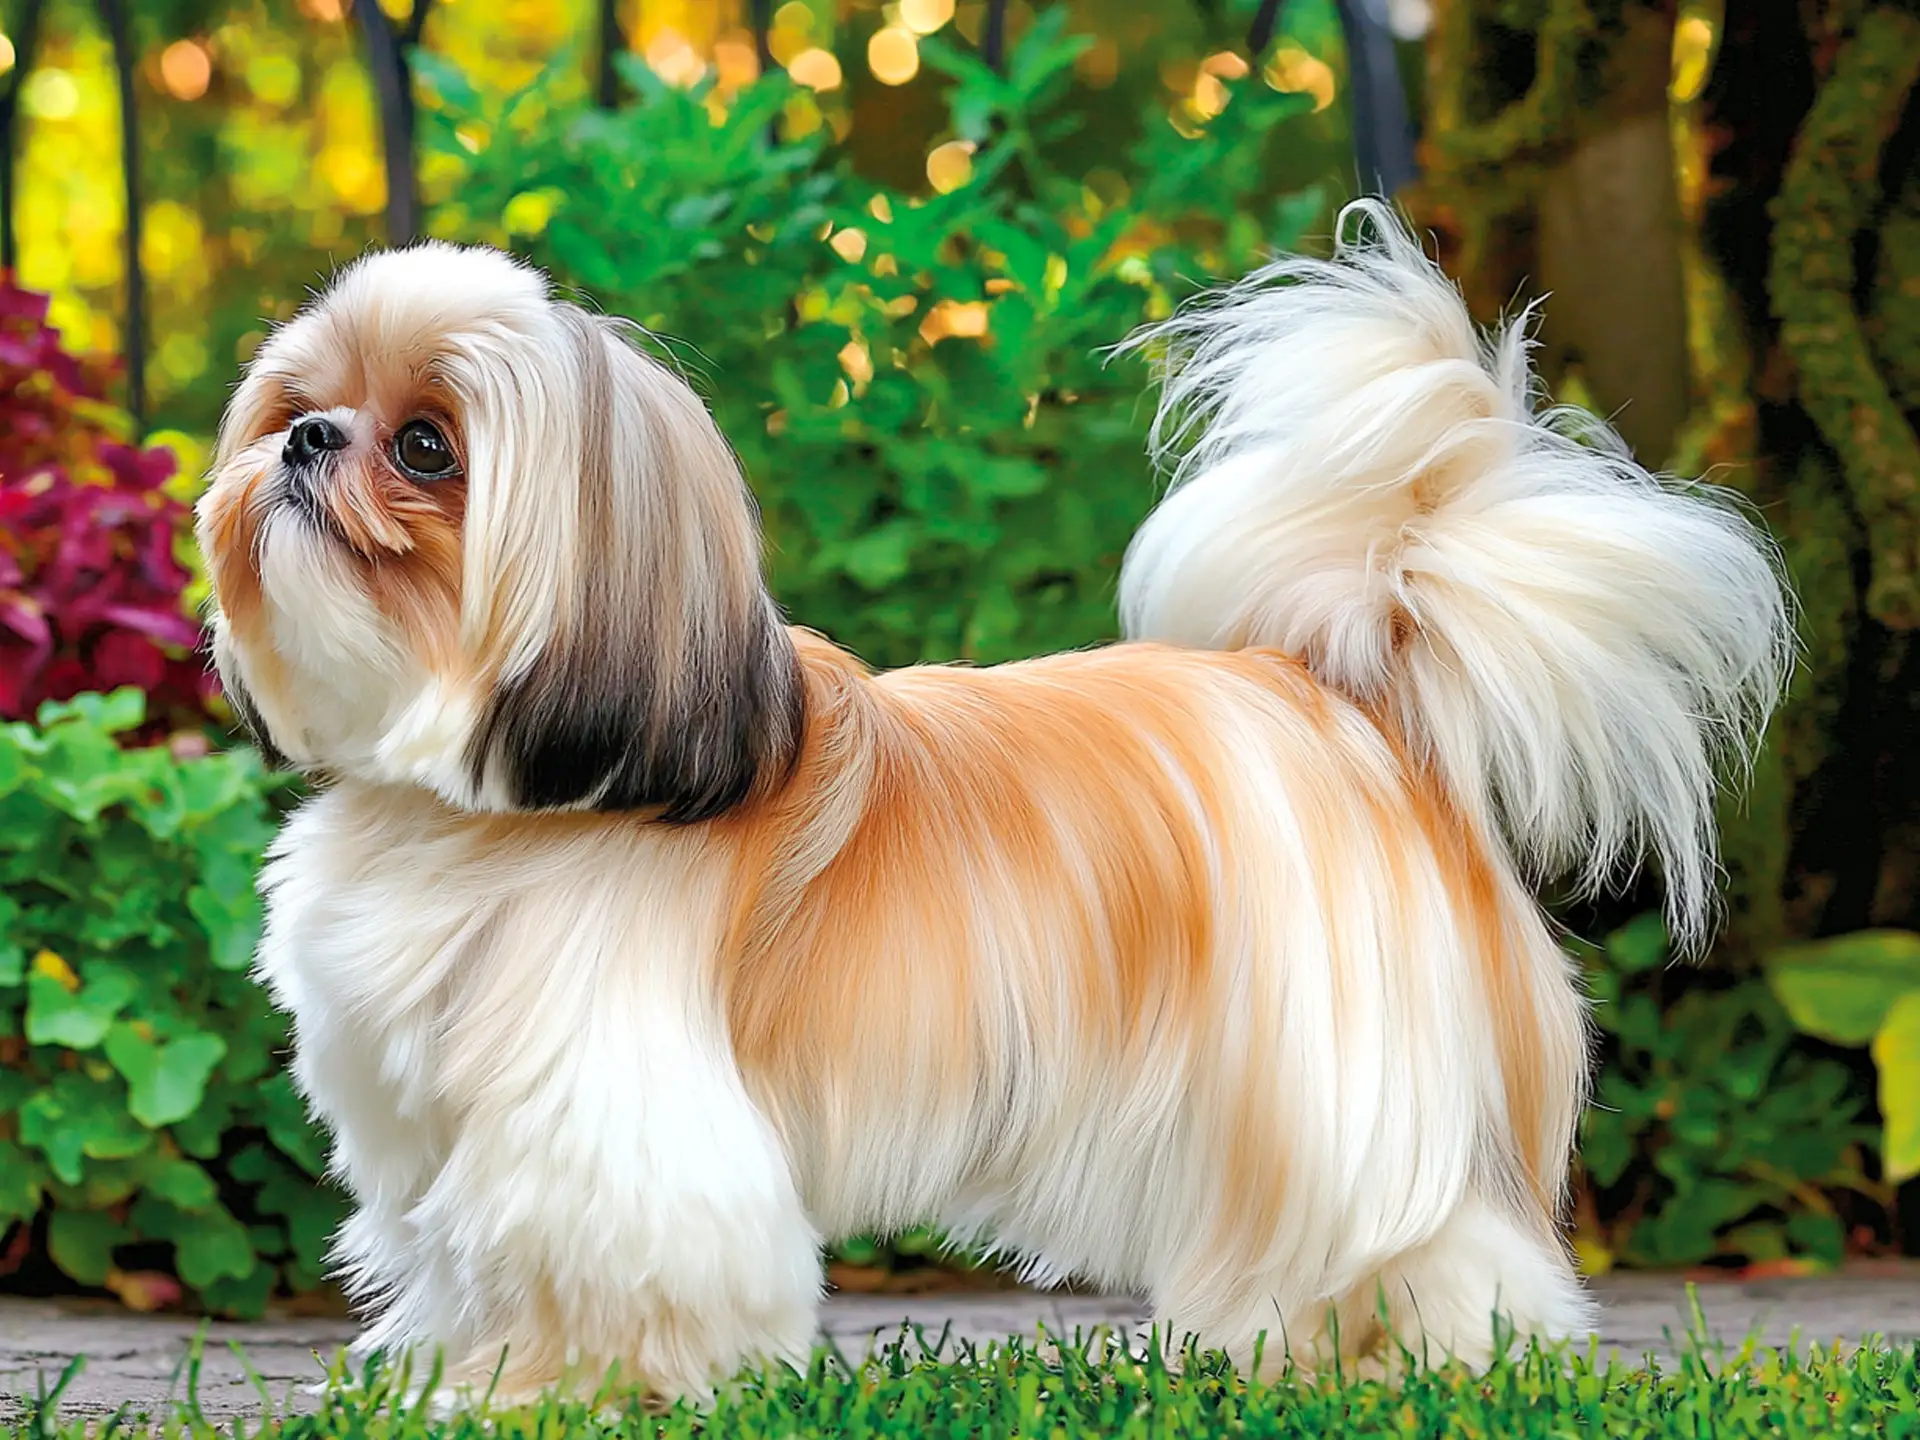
[392, 420, 460, 481]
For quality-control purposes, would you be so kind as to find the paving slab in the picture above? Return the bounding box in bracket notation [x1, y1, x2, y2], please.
[4, 1267, 1918, 1421]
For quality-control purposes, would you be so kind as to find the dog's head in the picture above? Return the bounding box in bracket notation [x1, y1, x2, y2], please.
[196, 243, 800, 820]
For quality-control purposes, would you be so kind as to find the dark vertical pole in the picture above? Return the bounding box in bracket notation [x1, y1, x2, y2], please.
[353, 0, 434, 244]
[0, 0, 46, 275]
[1245, 0, 1417, 197]
[596, 0, 624, 109]
[1334, 0, 1417, 195]
[1246, 0, 1283, 54]
[750, 0, 772, 76]
[750, 0, 775, 146]
[98, 0, 143, 429]
[982, 0, 1008, 72]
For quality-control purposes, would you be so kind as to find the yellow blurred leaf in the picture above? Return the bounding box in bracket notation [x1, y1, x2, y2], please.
[1871, 990, 1920, 1183]
[1765, 929, 1920, 1046]
[105, 1268, 184, 1313]
[32, 950, 80, 994]
[502, 189, 560, 237]
[1572, 1234, 1614, 1277]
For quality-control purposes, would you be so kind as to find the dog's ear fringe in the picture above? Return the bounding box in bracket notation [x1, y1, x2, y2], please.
[470, 614, 805, 822]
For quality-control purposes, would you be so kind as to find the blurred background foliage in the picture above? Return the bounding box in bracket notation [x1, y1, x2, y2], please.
[2, 0, 1919, 1314]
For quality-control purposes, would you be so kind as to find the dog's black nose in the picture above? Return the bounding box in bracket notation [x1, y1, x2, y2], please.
[283, 416, 350, 466]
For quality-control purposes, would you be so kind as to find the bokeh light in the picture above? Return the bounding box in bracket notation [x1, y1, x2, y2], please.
[770, 0, 814, 65]
[869, 26, 919, 86]
[1075, 36, 1119, 87]
[1671, 13, 1717, 102]
[829, 226, 868, 262]
[1190, 73, 1227, 119]
[838, 338, 874, 387]
[23, 70, 81, 121]
[920, 299, 989, 344]
[788, 47, 843, 92]
[1262, 43, 1335, 112]
[899, 0, 956, 34]
[159, 41, 214, 102]
[645, 27, 707, 88]
[713, 37, 761, 90]
[926, 139, 974, 193]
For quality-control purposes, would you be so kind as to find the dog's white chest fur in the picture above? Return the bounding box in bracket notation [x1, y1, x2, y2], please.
[253, 786, 823, 1398]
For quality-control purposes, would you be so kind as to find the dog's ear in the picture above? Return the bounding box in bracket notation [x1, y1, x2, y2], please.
[476, 599, 804, 822]
[466, 309, 803, 821]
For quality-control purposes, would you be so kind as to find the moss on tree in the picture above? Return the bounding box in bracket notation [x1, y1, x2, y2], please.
[1769, 7, 1920, 629]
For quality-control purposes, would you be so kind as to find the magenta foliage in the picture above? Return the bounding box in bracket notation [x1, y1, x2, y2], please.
[0, 278, 211, 724]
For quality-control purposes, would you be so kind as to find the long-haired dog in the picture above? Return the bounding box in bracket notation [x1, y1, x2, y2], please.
[197, 200, 1792, 1405]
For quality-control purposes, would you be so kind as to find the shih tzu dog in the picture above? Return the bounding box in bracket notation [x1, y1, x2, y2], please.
[197, 200, 1791, 1405]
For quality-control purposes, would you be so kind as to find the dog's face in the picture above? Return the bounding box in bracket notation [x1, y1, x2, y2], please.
[197, 243, 801, 821]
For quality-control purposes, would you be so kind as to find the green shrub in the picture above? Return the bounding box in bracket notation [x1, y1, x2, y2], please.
[0, 690, 339, 1314]
[1574, 915, 1880, 1272]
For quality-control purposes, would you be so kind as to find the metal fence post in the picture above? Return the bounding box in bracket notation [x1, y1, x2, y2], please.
[983, 0, 1008, 72]
[0, 0, 46, 277]
[1245, 0, 1415, 197]
[596, 0, 625, 109]
[97, 0, 143, 429]
[352, 0, 434, 244]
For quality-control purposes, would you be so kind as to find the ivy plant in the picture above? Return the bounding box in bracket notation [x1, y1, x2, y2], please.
[0, 690, 340, 1315]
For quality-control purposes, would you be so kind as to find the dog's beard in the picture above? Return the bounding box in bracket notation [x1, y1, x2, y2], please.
[261, 460, 364, 555]
[248, 503, 407, 740]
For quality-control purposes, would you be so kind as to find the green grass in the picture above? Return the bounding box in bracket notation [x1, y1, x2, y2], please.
[12, 1325, 1920, 1439]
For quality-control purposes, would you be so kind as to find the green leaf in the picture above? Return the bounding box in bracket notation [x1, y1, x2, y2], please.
[25, 966, 137, 1049]
[47, 1208, 129, 1286]
[838, 520, 920, 591]
[260, 1072, 329, 1177]
[19, 1073, 154, 1180]
[1871, 990, 1920, 1184]
[187, 880, 263, 973]
[144, 1157, 219, 1213]
[18, 1093, 87, 1185]
[37, 688, 147, 736]
[1604, 913, 1670, 973]
[256, 1154, 346, 1277]
[1764, 929, 1920, 1045]
[171, 1088, 236, 1159]
[0, 1140, 45, 1223]
[105, 1025, 228, 1129]
[1785, 1210, 1846, 1267]
[200, 1264, 275, 1319]
[0, 726, 30, 799]
[411, 47, 483, 113]
[170, 1206, 259, 1289]
[0, 893, 23, 985]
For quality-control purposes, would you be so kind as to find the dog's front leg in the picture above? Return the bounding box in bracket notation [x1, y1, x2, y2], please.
[395, 992, 824, 1412]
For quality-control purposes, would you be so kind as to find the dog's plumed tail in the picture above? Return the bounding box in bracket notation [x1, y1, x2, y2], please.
[1118, 199, 1793, 952]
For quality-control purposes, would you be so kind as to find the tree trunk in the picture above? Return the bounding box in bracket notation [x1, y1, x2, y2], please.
[1414, 0, 1920, 963]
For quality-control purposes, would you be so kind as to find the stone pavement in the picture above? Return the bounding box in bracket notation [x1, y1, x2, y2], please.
[4, 1267, 1919, 1421]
